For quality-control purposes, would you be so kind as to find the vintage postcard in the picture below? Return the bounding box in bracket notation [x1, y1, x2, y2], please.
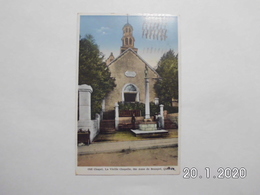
[76, 14, 180, 175]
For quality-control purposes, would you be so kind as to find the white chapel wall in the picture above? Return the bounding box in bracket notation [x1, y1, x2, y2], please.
[105, 51, 159, 111]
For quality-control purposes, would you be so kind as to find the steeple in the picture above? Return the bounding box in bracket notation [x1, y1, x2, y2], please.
[120, 16, 138, 54]
[105, 52, 115, 65]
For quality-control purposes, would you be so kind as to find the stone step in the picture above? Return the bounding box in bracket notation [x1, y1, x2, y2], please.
[100, 120, 115, 128]
[100, 119, 116, 133]
[100, 128, 116, 134]
[100, 124, 115, 128]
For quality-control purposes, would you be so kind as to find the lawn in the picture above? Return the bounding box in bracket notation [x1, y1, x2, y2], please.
[93, 129, 178, 143]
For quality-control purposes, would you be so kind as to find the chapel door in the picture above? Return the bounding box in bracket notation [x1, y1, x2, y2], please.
[124, 93, 136, 102]
[123, 84, 138, 102]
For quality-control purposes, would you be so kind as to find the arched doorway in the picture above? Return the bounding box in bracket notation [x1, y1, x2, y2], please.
[122, 83, 139, 102]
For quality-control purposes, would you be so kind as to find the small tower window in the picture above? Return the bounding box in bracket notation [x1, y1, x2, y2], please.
[129, 38, 132, 45]
[125, 38, 128, 45]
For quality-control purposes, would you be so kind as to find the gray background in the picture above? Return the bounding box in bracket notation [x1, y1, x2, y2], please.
[1, 0, 260, 194]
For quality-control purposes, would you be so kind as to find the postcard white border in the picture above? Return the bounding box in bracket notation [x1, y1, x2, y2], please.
[76, 13, 181, 175]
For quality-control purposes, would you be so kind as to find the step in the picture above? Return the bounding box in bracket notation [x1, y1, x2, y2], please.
[100, 128, 116, 134]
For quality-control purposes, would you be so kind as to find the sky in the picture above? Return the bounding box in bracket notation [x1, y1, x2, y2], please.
[79, 14, 178, 68]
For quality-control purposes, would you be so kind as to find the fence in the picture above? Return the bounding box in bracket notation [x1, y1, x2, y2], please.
[119, 110, 141, 117]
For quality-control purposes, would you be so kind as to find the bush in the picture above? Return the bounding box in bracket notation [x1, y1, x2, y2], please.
[165, 105, 178, 113]
[118, 101, 145, 115]
[118, 101, 161, 116]
[150, 102, 160, 116]
[117, 101, 178, 116]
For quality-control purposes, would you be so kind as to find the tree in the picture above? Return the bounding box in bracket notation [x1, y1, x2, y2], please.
[79, 35, 116, 119]
[154, 49, 178, 108]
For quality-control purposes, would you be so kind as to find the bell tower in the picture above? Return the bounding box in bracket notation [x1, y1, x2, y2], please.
[120, 16, 138, 54]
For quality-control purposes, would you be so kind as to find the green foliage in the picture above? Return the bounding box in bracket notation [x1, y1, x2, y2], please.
[154, 49, 178, 108]
[118, 101, 160, 116]
[79, 35, 116, 119]
[164, 105, 178, 113]
[150, 102, 160, 116]
[118, 101, 145, 115]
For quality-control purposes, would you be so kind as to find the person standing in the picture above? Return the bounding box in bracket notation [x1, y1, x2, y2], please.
[157, 114, 162, 129]
[131, 113, 136, 129]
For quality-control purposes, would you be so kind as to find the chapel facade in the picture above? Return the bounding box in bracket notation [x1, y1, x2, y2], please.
[103, 21, 160, 111]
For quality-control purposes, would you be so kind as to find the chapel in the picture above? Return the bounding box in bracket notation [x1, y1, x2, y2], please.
[103, 21, 160, 112]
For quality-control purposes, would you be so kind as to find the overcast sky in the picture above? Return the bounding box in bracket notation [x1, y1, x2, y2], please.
[79, 14, 178, 68]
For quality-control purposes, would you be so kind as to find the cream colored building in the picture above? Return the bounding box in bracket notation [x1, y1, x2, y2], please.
[104, 22, 160, 111]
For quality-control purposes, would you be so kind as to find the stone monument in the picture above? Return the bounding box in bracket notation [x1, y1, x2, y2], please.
[144, 64, 152, 121]
[131, 65, 168, 136]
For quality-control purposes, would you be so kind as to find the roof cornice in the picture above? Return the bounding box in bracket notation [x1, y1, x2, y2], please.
[107, 48, 160, 78]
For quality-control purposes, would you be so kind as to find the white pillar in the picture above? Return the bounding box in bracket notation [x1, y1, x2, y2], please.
[78, 84, 93, 130]
[160, 104, 164, 129]
[96, 113, 100, 132]
[145, 78, 150, 119]
[115, 102, 119, 130]
[101, 99, 105, 120]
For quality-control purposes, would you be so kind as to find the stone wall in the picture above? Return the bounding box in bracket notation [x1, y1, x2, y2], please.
[89, 116, 100, 142]
[167, 113, 178, 125]
[78, 113, 100, 143]
[118, 116, 144, 123]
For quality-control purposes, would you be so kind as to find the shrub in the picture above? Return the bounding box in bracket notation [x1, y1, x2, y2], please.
[165, 105, 178, 113]
[118, 101, 161, 116]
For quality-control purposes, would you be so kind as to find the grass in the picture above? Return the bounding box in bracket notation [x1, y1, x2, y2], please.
[94, 129, 178, 143]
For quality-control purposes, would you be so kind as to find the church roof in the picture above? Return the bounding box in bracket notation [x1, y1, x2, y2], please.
[107, 48, 161, 78]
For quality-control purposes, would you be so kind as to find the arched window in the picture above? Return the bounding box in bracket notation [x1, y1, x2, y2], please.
[125, 38, 128, 45]
[124, 84, 137, 92]
[129, 38, 132, 45]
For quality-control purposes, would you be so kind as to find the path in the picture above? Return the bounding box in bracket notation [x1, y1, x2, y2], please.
[78, 138, 178, 155]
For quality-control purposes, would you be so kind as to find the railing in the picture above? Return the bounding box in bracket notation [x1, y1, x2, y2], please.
[119, 110, 141, 117]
